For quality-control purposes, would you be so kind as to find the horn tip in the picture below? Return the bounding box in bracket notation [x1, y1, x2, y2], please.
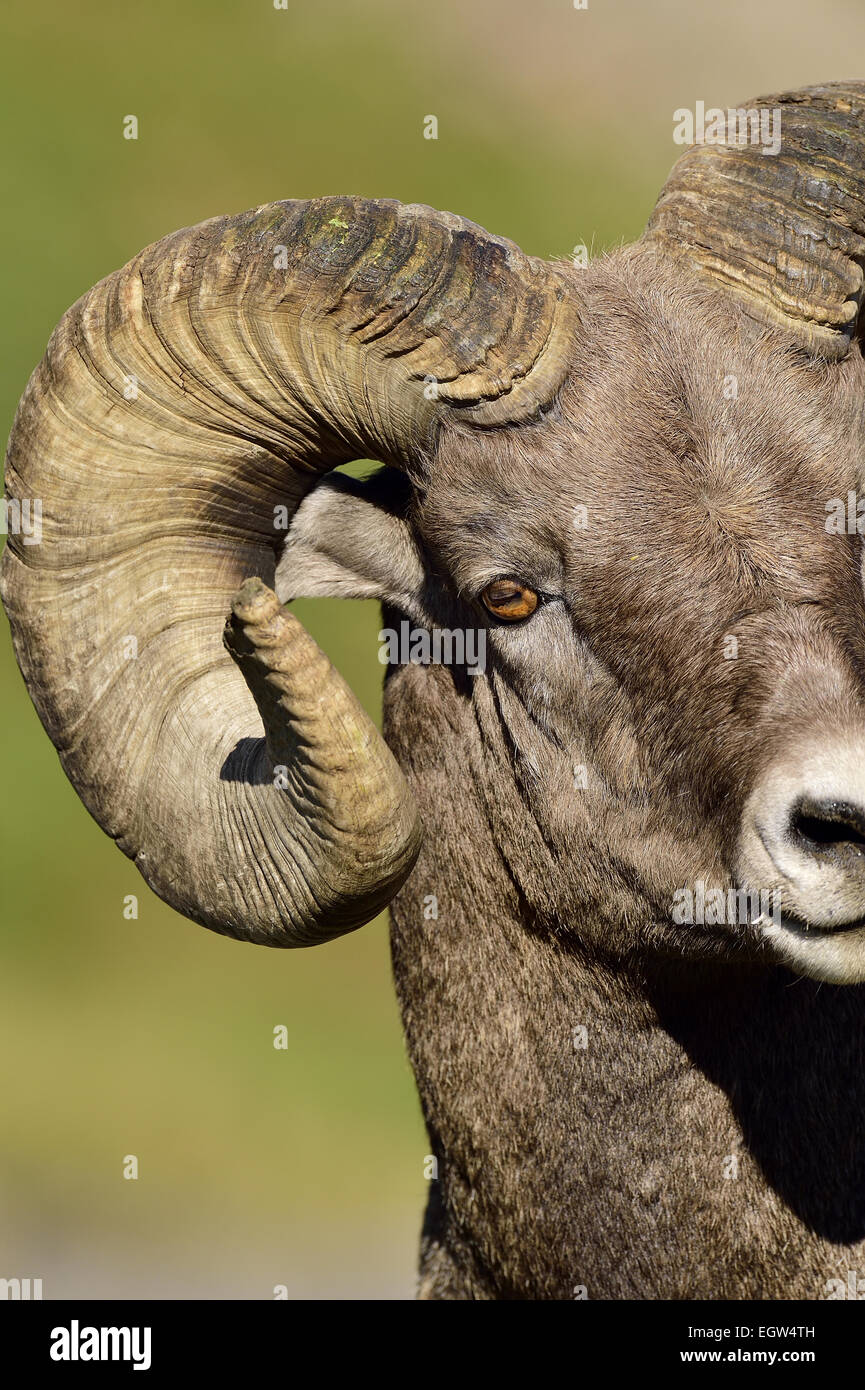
[230, 576, 282, 624]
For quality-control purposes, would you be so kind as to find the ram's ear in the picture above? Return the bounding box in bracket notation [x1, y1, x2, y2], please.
[276, 468, 433, 623]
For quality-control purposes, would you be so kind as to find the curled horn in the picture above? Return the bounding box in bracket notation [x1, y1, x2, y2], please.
[2, 197, 577, 946]
[644, 83, 865, 358]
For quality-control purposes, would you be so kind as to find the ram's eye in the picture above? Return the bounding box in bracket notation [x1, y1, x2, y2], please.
[480, 578, 539, 622]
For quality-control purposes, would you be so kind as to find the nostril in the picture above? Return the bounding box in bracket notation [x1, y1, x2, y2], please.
[740, 756, 865, 939]
[789, 797, 865, 858]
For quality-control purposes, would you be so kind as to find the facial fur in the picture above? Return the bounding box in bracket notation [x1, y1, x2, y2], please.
[399, 247, 865, 975]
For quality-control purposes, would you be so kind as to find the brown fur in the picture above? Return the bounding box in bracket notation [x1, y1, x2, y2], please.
[377, 248, 865, 1297]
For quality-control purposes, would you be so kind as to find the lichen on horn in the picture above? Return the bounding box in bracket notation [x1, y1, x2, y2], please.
[1, 197, 576, 946]
[644, 82, 865, 358]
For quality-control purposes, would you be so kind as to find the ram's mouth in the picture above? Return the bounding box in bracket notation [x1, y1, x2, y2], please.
[758, 911, 865, 936]
[755, 912, 865, 984]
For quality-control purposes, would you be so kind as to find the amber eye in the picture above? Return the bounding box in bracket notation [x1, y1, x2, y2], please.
[480, 578, 540, 622]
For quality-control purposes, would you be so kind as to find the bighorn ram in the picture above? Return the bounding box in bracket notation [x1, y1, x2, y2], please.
[6, 81, 865, 1300]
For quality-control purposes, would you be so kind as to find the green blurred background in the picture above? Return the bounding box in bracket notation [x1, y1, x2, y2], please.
[1, 0, 862, 1298]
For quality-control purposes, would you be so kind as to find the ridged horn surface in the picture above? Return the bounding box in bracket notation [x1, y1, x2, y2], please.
[1, 197, 577, 946]
[644, 83, 865, 358]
